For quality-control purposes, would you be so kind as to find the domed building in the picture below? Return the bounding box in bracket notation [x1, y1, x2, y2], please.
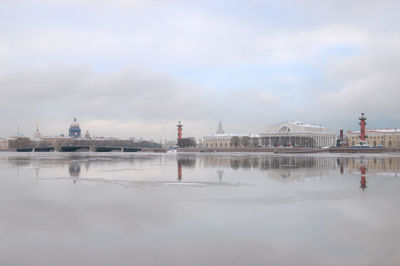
[260, 121, 336, 148]
[69, 118, 81, 138]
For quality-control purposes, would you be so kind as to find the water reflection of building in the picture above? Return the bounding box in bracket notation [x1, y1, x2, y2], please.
[69, 162, 81, 177]
[217, 170, 224, 182]
[202, 156, 335, 170]
[338, 157, 400, 190]
[69, 162, 81, 184]
[263, 157, 335, 180]
[200, 155, 336, 180]
[35, 168, 39, 183]
[347, 157, 400, 175]
[202, 156, 261, 169]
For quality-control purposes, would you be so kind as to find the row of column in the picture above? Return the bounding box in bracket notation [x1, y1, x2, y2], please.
[261, 135, 335, 148]
[313, 136, 335, 147]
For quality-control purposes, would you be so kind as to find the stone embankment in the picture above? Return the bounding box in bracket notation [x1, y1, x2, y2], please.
[329, 147, 400, 153]
[178, 148, 326, 153]
[179, 147, 400, 153]
[178, 148, 274, 153]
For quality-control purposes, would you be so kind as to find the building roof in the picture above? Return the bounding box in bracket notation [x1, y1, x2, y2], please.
[69, 118, 81, 129]
[204, 133, 260, 138]
[349, 128, 400, 134]
[289, 121, 325, 128]
[264, 121, 330, 134]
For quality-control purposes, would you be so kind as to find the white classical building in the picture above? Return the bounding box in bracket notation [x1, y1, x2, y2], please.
[347, 128, 400, 148]
[203, 122, 260, 149]
[260, 121, 336, 148]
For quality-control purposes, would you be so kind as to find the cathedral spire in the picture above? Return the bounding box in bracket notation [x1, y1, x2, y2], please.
[33, 120, 42, 139]
[216, 121, 224, 134]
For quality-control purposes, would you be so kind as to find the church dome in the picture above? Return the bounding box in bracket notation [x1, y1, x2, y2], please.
[70, 118, 80, 128]
[69, 118, 81, 138]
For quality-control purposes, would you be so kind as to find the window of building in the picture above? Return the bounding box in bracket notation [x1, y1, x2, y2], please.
[374, 141, 376, 146]
[389, 140, 392, 147]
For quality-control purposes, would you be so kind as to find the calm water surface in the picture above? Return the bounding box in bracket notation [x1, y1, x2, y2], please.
[0, 152, 399, 266]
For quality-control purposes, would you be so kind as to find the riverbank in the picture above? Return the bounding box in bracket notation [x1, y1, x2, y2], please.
[178, 147, 400, 154]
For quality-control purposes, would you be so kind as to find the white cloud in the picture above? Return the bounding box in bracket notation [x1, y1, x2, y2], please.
[0, 64, 286, 138]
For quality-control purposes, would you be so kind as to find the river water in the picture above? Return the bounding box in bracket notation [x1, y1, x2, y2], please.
[0, 152, 399, 266]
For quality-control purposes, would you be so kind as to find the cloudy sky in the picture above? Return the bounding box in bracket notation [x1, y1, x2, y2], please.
[1, 0, 399, 140]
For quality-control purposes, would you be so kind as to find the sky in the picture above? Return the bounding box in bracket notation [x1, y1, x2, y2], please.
[1, 0, 400, 140]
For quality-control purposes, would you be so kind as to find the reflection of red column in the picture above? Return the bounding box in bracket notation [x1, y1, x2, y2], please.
[340, 158, 344, 174]
[178, 161, 182, 182]
[360, 165, 367, 191]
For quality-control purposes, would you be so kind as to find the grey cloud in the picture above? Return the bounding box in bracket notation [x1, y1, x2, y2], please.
[315, 38, 400, 130]
[0, 65, 282, 138]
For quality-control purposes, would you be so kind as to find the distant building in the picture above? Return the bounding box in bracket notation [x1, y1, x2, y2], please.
[69, 118, 81, 138]
[0, 137, 9, 150]
[163, 139, 178, 149]
[260, 121, 336, 148]
[84, 130, 91, 139]
[347, 129, 400, 148]
[0, 137, 32, 151]
[203, 122, 260, 149]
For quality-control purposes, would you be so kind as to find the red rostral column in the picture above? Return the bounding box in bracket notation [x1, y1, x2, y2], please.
[177, 121, 183, 140]
[359, 113, 367, 142]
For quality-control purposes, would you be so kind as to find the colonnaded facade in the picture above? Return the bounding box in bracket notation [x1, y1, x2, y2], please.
[259, 121, 336, 148]
[203, 121, 336, 149]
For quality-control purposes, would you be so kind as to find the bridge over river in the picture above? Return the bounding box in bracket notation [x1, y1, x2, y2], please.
[17, 146, 142, 152]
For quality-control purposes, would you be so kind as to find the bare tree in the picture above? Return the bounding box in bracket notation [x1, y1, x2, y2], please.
[178, 137, 196, 148]
[252, 137, 260, 148]
[261, 137, 269, 147]
[241, 136, 250, 147]
[231, 136, 240, 148]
